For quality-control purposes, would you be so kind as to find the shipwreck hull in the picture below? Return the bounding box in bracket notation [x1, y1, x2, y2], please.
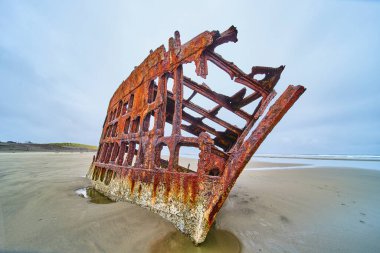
[87, 26, 305, 244]
[87, 165, 220, 243]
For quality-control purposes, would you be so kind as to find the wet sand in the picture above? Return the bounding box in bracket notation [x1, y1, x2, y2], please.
[0, 153, 379, 252]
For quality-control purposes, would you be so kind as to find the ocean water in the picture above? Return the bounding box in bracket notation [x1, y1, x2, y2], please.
[252, 154, 380, 171]
[178, 152, 380, 171]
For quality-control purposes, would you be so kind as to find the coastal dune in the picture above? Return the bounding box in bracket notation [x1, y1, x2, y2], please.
[0, 153, 379, 252]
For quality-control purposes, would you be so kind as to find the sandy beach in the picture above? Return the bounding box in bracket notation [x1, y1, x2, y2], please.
[0, 152, 379, 253]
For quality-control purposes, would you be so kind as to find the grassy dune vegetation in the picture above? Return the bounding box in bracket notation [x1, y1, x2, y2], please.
[0, 141, 97, 152]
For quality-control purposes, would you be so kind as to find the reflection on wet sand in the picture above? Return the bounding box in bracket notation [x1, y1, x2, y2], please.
[150, 227, 241, 253]
[75, 187, 114, 204]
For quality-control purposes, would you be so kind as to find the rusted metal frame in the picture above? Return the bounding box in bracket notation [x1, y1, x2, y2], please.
[179, 122, 215, 139]
[226, 88, 247, 108]
[164, 78, 246, 133]
[98, 143, 107, 162]
[135, 140, 145, 167]
[104, 143, 114, 163]
[95, 143, 102, 161]
[179, 137, 201, 147]
[114, 141, 123, 165]
[140, 81, 159, 170]
[206, 50, 269, 96]
[105, 140, 120, 165]
[165, 73, 218, 100]
[210, 147, 229, 160]
[230, 91, 277, 153]
[171, 67, 183, 136]
[248, 65, 285, 91]
[116, 140, 126, 165]
[183, 100, 242, 135]
[162, 110, 231, 164]
[155, 135, 198, 172]
[168, 111, 235, 154]
[163, 109, 214, 169]
[115, 142, 140, 167]
[144, 75, 167, 170]
[136, 86, 163, 169]
[229, 85, 305, 180]
[168, 65, 184, 171]
[153, 140, 170, 170]
[186, 90, 197, 102]
[165, 89, 242, 135]
[157, 136, 199, 171]
[204, 101, 246, 131]
[100, 115, 109, 140]
[120, 114, 144, 167]
[182, 76, 251, 121]
[135, 140, 144, 167]
[207, 26, 238, 52]
[107, 112, 121, 126]
[88, 27, 306, 245]
[154, 75, 168, 132]
[157, 136, 198, 147]
[207, 105, 222, 118]
[165, 101, 219, 141]
[194, 26, 238, 78]
[206, 85, 306, 225]
[109, 142, 120, 163]
[123, 141, 136, 166]
[178, 115, 236, 153]
[99, 143, 108, 163]
[156, 157, 194, 173]
[134, 116, 144, 168]
[236, 91, 261, 109]
[105, 95, 134, 137]
[180, 111, 220, 137]
[93, 161, 220, 182]
[101, 91, 164, 145]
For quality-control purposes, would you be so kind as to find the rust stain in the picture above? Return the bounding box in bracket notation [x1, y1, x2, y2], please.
[163, 172, 171, 202]
[129, 170, 135, 195]
[190, 177, 198, 205]
[183, 175, 190, 204]
[138, 184, 142, 198]
[152, 172, 160, 203]
[88, 26, 306, 244]
[173, 172, 181, 198]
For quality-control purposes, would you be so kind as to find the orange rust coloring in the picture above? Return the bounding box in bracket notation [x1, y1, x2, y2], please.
[87, 26, 306, 244]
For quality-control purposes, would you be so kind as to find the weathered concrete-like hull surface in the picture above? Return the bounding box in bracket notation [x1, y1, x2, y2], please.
[87, 166, 220, 243]
[87, 26, 305, 244]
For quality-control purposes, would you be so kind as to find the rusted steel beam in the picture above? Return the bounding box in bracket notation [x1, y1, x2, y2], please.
[183, 76, 251, 121]
[184, 100, 242, 134]
[205, 85, 306, 226]
[87, 26, 306, 245]
[171, 66, 183, 136]
[248, 65, 285, 91]
[166, 89, 242, 135]
[207, 25, 238, 52]
[206, 51, 270, 96]
[236, 91, 261, 108]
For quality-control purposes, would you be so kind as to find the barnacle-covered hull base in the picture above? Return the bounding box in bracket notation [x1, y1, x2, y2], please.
[87, 26, 305, 244]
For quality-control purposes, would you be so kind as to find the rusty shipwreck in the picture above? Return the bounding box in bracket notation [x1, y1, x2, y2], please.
[87, 26, 305, 244]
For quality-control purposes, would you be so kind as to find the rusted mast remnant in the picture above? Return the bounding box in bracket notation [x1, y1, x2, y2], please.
[87, 26, 306, 244]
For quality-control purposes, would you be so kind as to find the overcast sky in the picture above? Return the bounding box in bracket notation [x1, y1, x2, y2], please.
[0, 0, 379, 155]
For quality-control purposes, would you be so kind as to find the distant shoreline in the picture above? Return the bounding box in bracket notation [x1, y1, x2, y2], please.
[0, 142, 97, 153]
[255, 154, 380, 162]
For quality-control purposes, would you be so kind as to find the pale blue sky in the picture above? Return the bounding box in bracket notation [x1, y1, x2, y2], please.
[0, 0, 379, 155]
